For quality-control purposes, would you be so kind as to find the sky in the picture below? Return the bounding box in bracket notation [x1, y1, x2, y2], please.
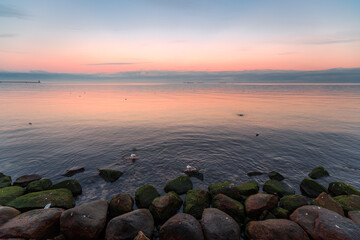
[0, 0, 359, 73]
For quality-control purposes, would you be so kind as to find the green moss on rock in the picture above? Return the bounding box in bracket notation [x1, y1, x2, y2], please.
[235, 181, 259, 196]
[99, 169, 123, 183]
[149, 191, 183, 224]
[328, 182, 360, 196]
[300, 178, 328, 198]
[279, 195, 308, 213]
[263, 180, 295, 197]
[51, 179, 82, 196]
[164, 176, 193, 195]
[0, 175, 11, 189]
[212, 193, 245, 225]
[208, 182, 232, 196]
[6, 188, 75, 211]
[183, 189, 210, 219]
[109, 193, 134, 218]
[26, 179, 52, 193]
[135, 184, 160, 209]
[0, 186, 25, 205]
[208, 182, 247, 202]
[271, 207, 289, 219]
[268, 171, 285, 181]
[333, 195, 360, 212]
[308, 166, 329, 179]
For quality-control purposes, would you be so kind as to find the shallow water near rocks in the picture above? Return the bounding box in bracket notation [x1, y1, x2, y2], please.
[1, 82, 360, 204]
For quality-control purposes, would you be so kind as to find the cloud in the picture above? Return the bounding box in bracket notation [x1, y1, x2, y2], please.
[0, 4, 27, 18]
[0, 34, 16, 38]
[305, 38, 359, 45]
[86, 62, 137, 66]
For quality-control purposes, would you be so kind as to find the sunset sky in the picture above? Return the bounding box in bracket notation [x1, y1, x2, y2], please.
[1, 0, 359, 73]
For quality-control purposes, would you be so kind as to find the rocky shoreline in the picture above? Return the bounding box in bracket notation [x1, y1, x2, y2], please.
[0, 166, 360, 239]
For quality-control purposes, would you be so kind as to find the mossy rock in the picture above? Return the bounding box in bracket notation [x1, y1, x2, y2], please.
[279, 195, 307, 213]
[26, 179, 53, 193]
[333, 195, 360, 212]
[311, 192, 344, 216]
[300, 178, 328, 198]
[259, 210, 277, 220]
[149, 191, 183, 224]
[13, 174, 42, 187]
[208, 182, 232, 197]
[51, 179, 82, 196]
[0, 175, 11, 189]
[135, 184, 160, 209]
[308, 166, 329, 179]
[183, 189, 210, 219]
[164, 176, 193, 195]
[263, 180, 295, 197]
[235, 181, 259, 196]
[0, 186, 25, 205]
[6, 188, 75, 211]
[271, 207, 289, 219]
[99, 169, 123, 183]
[328, 182, 360, 196]
[268, 171, 284, 181]
[208, 182, 247, 202]
[109, 193, 134, 218]
[212, 193, 245, 225]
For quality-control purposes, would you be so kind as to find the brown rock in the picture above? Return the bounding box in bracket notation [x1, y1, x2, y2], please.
[159, 213, 204, 240]
[348, 211, 360, 227]
[13, 174, 42, 187]
[109, 193, 134, 218]
[247, 219, 310, 240]
[0, 208, 63, 239]
[134, 231, 150, 240]
[290, 205, 360, 240]
[245, 193, 278, 218]
[0, 207, 20, 226]
[60, 199, 108, 240]
[312, 192, 344, 216]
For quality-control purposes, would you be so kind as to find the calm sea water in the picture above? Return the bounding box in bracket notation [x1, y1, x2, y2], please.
[1, 82, 359, 204]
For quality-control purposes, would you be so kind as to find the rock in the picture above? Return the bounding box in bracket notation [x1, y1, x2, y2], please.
[208, 182, 251, 202]
[212, 193, 245, 225]
[6, 188, 74, 211]
[106, 209, 154, 240]
[26, 179, 52, 192]
[109, 193, 134, 218]
[312, 192, 344, 216]
[184, 170, 204, 181]
[0, 175, 11, 188]
[134, 231, 150, 240]
[334, 195, 360, 212]
[328, 182, 360, 196]
[159, 213, 204, 240]
[300, 178, 328, 198]
[235, 181, 259, 196]
[62, 166, 85, 177]
[348, 211, 360, 227]
[290, 205, 360, 240]
[268, 171, 285, 181]
[99, 169, 123, 183]
[0, 207, 20, 226]
[13, 174, 42, 187]
[246, 171, 263, 176]
[271, 207, 289, 219]
[201, 208, 241, 240]
[258, 210, 277, 220]
[0, 208, 63, 239]
[245, 193, 278, 219]
[247, 219, 310, 240]
[263, 180, 295, 197]
[149, 191, 183, 224]
[60, 199, 108, 240]
[208, 182, 232, 197]
[164, 176, 193, 195]
[183, 189, 210, 219]
[51, 179, 82, 196]
[308, 166, 329, 179]
[279, 195, 308, 213]
[0, 186, 25, 205]
[135, 185, 160, 209]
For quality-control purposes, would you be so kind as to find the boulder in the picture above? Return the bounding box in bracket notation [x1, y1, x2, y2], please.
[247, 219, 310, 240]
[109, 193, 134, 218]
[60, 199, 108, 240]
[258, 210, 277, 220]
[308, 166, 329, 179]
[99, 169, 123, 183]
[312, 192, 344, 216]
[183, 189, 210, 219]
[27, 179, 52, 192]
[290, 205, 360, 240]
[62, 166, 85, 177]
[51, 179, 82, 196]
[13, 174, 42, 187]
[0, 208, 63, 239]
[135, 184, 160, 209]
[0, 186, 25, 205]
[208, 182, 252, 202]
[184, 169, 204, 181]
[334, 195, 360, 212]
[164, 176, 193, 195]
[6, 188, 74, 211]
[149, 191, 183, 224]
[348, 211, 360, 227]
[0, 175, 11, 188]
[279, 195, 308, 213]
[159, 213, 204, 240]
[212, 193, 245, 225]
[300, 178, 328, 198]
[328, 182, 360, 196]
[245, 193, 278, 219]
[201, 208, 241, 240]
[268, 171, 285, 181]
[246, 171, 263, 176]
[0, 207, 20, 226]
[208, 182, 232, 197]
[263, 180, 295, 197]
[106, 209, 154, 240]
[134, 231, 150, 240]
[270, 207, 289, 219]
[235, 181, 259, 196]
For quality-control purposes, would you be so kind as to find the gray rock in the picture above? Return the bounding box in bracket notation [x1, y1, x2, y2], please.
[0, 207, 20, 226]
[13, 174, 42, 187]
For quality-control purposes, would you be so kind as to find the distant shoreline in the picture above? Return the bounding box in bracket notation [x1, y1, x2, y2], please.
[0, 81, 40, 84]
